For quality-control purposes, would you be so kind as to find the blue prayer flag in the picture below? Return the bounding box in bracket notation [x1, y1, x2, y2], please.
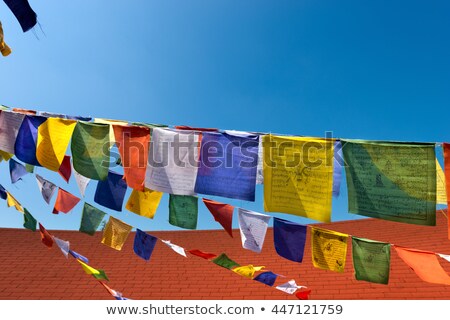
[0, 184, 7, 200]
[94, 171, 127, 211]
[3, 0, 37, 32]
[253, 271, 278, 286]
[14, 115, 46, 166]
[133, 229, 157, 261]
[9, 158, 28, 183]
[332, 140, 343, 197]
[69, 250, 89, 264]
[273, 218, 307, 263]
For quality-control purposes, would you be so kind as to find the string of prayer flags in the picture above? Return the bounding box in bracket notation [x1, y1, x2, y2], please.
[99, 282, 129, 300]
[232, 265, 265, 279]
[263, 135, 334, 223]
[332, 140, 343, 197]
[160, 239, 187, 257]
[311, 227, 348, 273]
[145, 128, 200, 195]
[394, 246, 450, 285]
[69, 250, 89, 264]
[342, 140, 436, 226]
[352, 237, 391, 284]
[133, 229, 157, 261]
[0, 184, 7, 200]
[36, 118, 77, 171]
[436, 159, 447, 204]
[94, 171, 127, 212]
[275, 280, 305, 295]
[125, 188, 163, 219]
[52, 188, 80, 214]
[3, 0, 37, 32]
[72, 164, 90, 197]
[101, 216, 132, 251]
[77, 260, 109, 281]
[9, 158, 28, 183]
[202, 198, 234, 237]
[71, 121, 110, 180]
[79, 203, 106, 235]
[212, 253, 240, 270]
[0, 21, 12, 56]
[168, 195, 198, 229]
[14, 115, 46, 165]
[113, 124, 150, 190]
[195, 132, 259, 201]
[35, 174, 57, 204]
[6, 191, 23, 212]
[58, 155, 72, 183]
[53, 237, 70, 258]
[188, 249, 217, 260]
[23, 208, 36, 231]
[238, 208, 270, 253]
[273, 218, 307, 263]
[39, 223, 53, 248]
[0, 110, 25, 154]
[253, 271, 279, 286]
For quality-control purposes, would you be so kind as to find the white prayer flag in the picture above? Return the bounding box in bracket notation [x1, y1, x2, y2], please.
[35, 174, 57, 204]
[275, 279, 305, 295]
[53, 237, 70, 258]
[0, 111, 25, 154]
[161, 239, 187, 257]
[72, 163, 90, 197]
[238, 208, 270, 253]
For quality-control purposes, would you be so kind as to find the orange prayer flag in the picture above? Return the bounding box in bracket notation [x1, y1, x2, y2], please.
[12, 108, 36, 115]
[443, 143, 450, 240]
[202, 198, 234, 237]
[39, 223, 53, 248]
[58, 155, 72, 183]
[394, 246, 450, 285]
[113, 125, 150, 191]
[52, 188, 81, 214]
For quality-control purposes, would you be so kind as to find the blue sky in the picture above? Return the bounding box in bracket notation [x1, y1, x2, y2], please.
[0, 0, 449, 231]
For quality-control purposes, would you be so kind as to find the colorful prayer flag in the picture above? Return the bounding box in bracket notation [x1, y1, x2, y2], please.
[125, 188, 163, 219]
[169, 195, 198, 229]
[238, 208, 270, 253]
[273, 218, 307, 263]
[52, 188, 80, 214]
[53, 237, 70, 258]
[0, 184, 7, 200]
[311, 227, 348, 273]
[352, 236, 391, 284]
[0, 22, 12, 57]
[23, 208, 36, 231]
[0, 110, 24, 154]
[253, 271, 279, 286]
[3, 0, 37, 32]
[202, 198, 234, 237]
[275, 280, 305, 295]
[39, 223, 53, 248]
[436, 159, 447, 204]
[94, 171, 127, 212]
[36, 118, 77, 171]
[6, 191, 23, 212]
[14, 115, 46, 166]
[195, 132, 259, 201]
[342, 140, 436, 226]
[212, 253, 240, 270]
[99, 282, 129, 300]
[69, 250, 89, 264]
[188, 249, 217, 260]
[160, 239, 187, 257]
[77, 260, 109, 281]
[133, 229, 157, 261]
[35, 174, 57, 204]
[9, 158, 28, 183]
[101, 216, 132, 251]
[263, 135, 334, 222]
[333, 140, 343, 197]
[295, 289, 312, 300]
[71, 121, 110, 180]
[79, 202, 106, 235]
[58, 155, 72, 183]
[232, 265, 265, 279]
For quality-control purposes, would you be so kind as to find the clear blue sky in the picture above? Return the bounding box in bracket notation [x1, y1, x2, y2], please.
[0, 0, 449, 231]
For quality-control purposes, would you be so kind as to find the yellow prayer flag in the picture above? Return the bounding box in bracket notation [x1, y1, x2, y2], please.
[0, 150, 13, 162]
[94, 118, 129, 143]
[263, 135, 334, 222]
[6, 192, 24, 213]
[101, 216, 132, 251]
[436, 159, 447, 205]
[36, 118, 77, 171]
[311, 227, 348, 273]
[232, 265, 265, 279]
[77, 259, 100, 275]
[125, 188, 163, 219]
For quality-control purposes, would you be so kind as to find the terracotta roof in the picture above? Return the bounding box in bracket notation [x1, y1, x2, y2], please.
[0, 212, 449, 300]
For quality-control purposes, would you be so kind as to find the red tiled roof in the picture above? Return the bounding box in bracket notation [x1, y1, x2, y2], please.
[0, 212, 449, 300]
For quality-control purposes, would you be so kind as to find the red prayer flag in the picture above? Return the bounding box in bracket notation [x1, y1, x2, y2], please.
[188, 249, 217, 260]
[52, 188, 81, 214]
[58, 155, 72, 183]
[202, 198, 234, 237]
[113, 125, 150, 191]
[295, 289, 312, 300]
[39, 223, 53, 248]
[12, 108, 36, 115]
[443, 143, 450, 240]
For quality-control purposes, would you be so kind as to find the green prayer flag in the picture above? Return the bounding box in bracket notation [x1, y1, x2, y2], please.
[352, 236, 391, 284]
[71, 121, 110, 180]
[212, 253, 240, 270]
[79, 203, 106, 236]
[342, 140, 436, 226]
[23, 208, 37, 232]
[92, 269, 109, 281]
[25, 164, 34, 173]
[169, 195, 198, 229]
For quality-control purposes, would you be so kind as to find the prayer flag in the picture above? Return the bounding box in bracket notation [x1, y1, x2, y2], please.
[352, 236, 391, 284]
[202, 198, 234, 237]
[253, 271, 278, 286]
[58, 155, 72, 183]
[6, 191, 23, 212]
[263, 135, 334, 222]
[145, 128, 200, 195]
[52, 188, 80, 214]
[232, 265, 265, 279]
[72, 163, 90, 197]
[169, 195, 198, 229]
[311, 227, 348, 272]
[394, 246, 450, 285]
[3, 0, 37, 32]
[238, 208, 270, 253]
[333, 140, 343, 197]
[71, 121, 110, 180]
[25, 164, 34, 173]
[0, 184, 7, 200]
[160, 239, 187, 257]
[99, 282, 129, 300]
[23, 208, 36, 231]
[69, 250, 89, 264]
[36, 118, 77, 171]
[9, 158, 28, 183]
[212, 253, 240, 270]
[188, 249, 217, 260]
[0, 21, 12, 56]
[133, 229, 157, 261]
[39, 223, 53, 248]
[438, 253, 450, 263]
[0, 150, 13, 162]
[113, 124, 150, 190]
[53, 237, 70, 258]
[125, 188, 163, 219]
[0, 110, 24, 154]
[195, 132, 259, 201]
[295, 289, 312, 300]
[77, 260, 109, 281]
[273, 218, 307, 262]
[79, 202, 106, 235]
[342, 140, 436, 226]
[94, 171, 127, 211]
[94, 118, 128, 142]
[275, 280, 305, 295]
[101, 216, 132, 251]
[14, 115, 46, 165]
[436, 159, 447, 204]
[35, 174, 57, 204]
